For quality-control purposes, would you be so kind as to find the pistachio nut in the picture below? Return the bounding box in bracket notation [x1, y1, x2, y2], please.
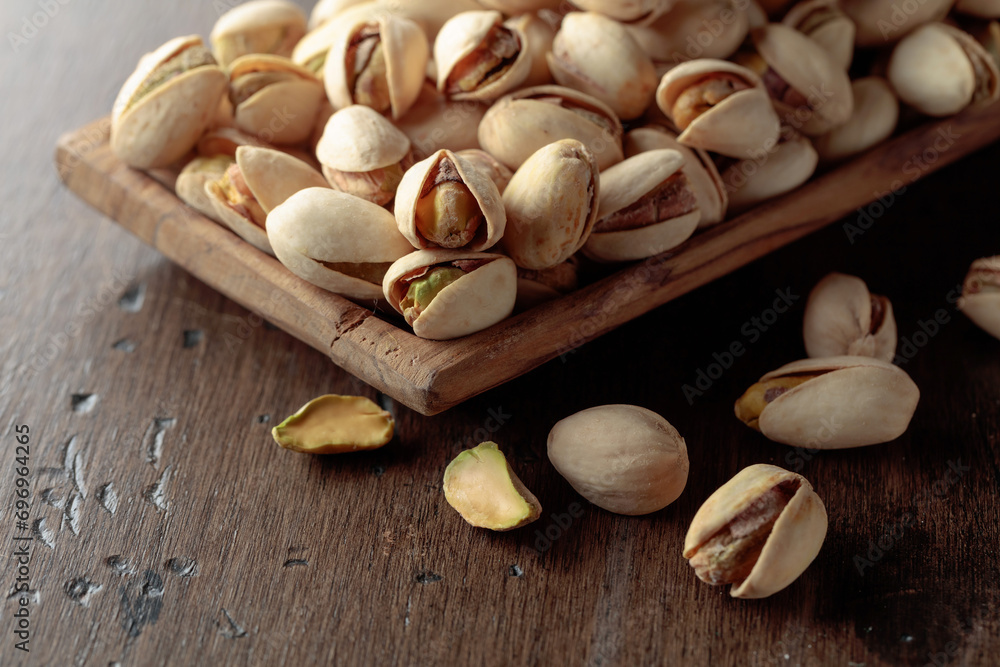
[111, 36, 228, 169]
[626, 1, 749, 65]
[476, 0, 563, 12]
[782, 0, 856, 70]
[515, 258, 580, 311]
[656, 59, 782, 159]
[746, 0, 770, 28]
[443, 442, 542, 531]
[841, 0, 953, 47]
[956, 0, 1000, 18]
[456, 149, 514, 195]
[292, 19, 344, 77]
[382, 249, 518, 340]
[502, 139, 600, 271]
[176, 155, 235, 223]
[887, 23, 1000, 117]
[570, 0, 675, 26]
[958, 256, 1000, 340]
[268, 188, 414, 300]
[584, 149, 701, 262]
[272, 394, 394, 454]
[309, 0, 375, 30]
[814, 77, 898, 162]
[373, 0, 487, 42]
[684, 464, 827, 599]
[210, 0, 307, 68]
[323, 13, 429, 119]
[505, 13, 556, 88]
[478, 85, 624, 172]
[197, 127, 272, 158]
[548, 12, 657, 120]
[315, 105, 414, 206]
[735, 356, 920, 448]
[228, 55, 325, 145]
[395, 150, 505, 251]
[393, 82, 488, 160]
[434, 10, 532, 103]
[715, 125, 818, 213]
[803, 272, 897, 362]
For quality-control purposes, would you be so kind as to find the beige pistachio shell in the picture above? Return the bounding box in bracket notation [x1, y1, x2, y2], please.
[505, 13, 556, 88]
[382, 250, 517, 340]
[570, 0, 674, 26]
[684, 464, 828, 599]
[268, 188, 414, 300]
[478, 85, 625, 171]
[292, 20, 343, 76]
[176, 156, 235, 222]
[316, 104, 411, 172]
[111, 36, 228, 169]
[814, 77, 898, 162]
[394, 82, 488, 159]
[783, 0, 856, 70]
[374, 0, 486, 42]
[197, 127, 271, 158]
[841, 0, 953, 47]
[456, 149, 513, 194]
[502, 139, 600, 271]
[627, 0, 749, 65]
[657, 59, 782, 159]
[477, 0, 563, 12]
[309, 0, 375, 30]
[548, 12, 657, 120]
[228, 55, 325, 145]
[722, 128, 819, 212]
[803, 273, 897, 362]
[958, 256, 1000, 340]
[434, 10, 532, 103]
[210, 0, 307, 67]
[747, 1, 770, 28]
[956, 0, 1000, 17]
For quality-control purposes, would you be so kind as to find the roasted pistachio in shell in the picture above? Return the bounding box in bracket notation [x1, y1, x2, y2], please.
[373, 0, 486, 42]
[268, 188, 415, 300]
[814, 78, 899, 162]
[959, 256, 1000, 340]
[434, 10, 532, 103]
[684, 464, 827, 599]
[272, 394, 394, 454]
[717, 126, 818, 213]
[176, 155, 235, 223]
[627, 0, 749, 65]
[228, 55, 325, 145]
[505, 13, 556, 88]
[735, 356, 920, 449]
[570, 0, 675, 26]
[782, 0, 856, 71]
[803, 273, 897, 362]
[309, 0, 374, 30]
[443, 442, 542, 531]
[456, 149, 513, 195]
[383, 250, 518, 340]
[394, 82, 488, 160]
[210, 0, 307, 67]
[111, 36, 228, 169]
[502, 139, 600, 271]
[841, 0, 953, 47]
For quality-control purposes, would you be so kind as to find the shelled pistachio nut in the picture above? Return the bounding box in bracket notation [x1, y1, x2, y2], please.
[684, 464, 827, 599]
[111, 36, 228, 169]
[228, 55, 325, 145]
[735, 356, 920, 449]
[210, 0, 307, 67]
[841, 0, 953, 47]
[515, 258, 580, 311]
[656, 59, 781, 159]
[782, 0, 855, 71]
[443, 441, 542, 531]
[502, 139, 600, 271]
[888, 23, 1000, 117]
[395, 150, 505, 251]
[584, 149, 701, 262]
[393, 82, 488, 160]
[549, 12, 658, 120]
[956, 0, 1000, 17]
[958, 256, 1000, 340]
[316, 105, 414, 206]
[434, 10, 532, 103]
[272, 394, 394, 454]
[570, 0, 675, 26]
[323, 12, 429, 119]
[627, 1, 749, 66]
[505, 13, 556, 88]
[176, 155, 235, 223]
[456, 149, 513, 195]
[309, 0, 375, 30]
[716, 126, 818, 213]
[383, 250, 517, 340]
[803, 272, 897, 362]
[814, 78, 899, 162]
[268, 188, 414, 300]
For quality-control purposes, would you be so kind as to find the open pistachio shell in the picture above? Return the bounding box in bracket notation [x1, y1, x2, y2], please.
[814, 77, 898, 162]
[176, 156, 235, 222]
[393, 81, 488, 160]
[735, 356, 920, 449]
[478, 85, 625, 171]
[268, 188, 415, 300]
[570, 0, 675, 26]
[956, 0, 1000, 17]
[627, 0, 749, 65]
[383, 250, 518, 340]
[111, 36, 228, 169]
[228, 55, 325, 145]
[747, 1, 770, 28]
[455, 149, 513, 195]
[210, 0, 307, 67]
[684, 464, 827, 599]
[292, 20, 343, 77]
[309, 0, 376, 30]
[374, 0, 486, 42]
[505, 13, 556, 88]
[841, 0, 953, 47]
[782, 0, 856, 70]
[803, 272, 897, 362]
[958, 256, 1000, 340]
[719, 127, 818, 212]
[434, 10, 532, 103]
[272, 394, 394, 454]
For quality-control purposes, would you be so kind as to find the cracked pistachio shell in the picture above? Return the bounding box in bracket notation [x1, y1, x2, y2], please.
[841, 0, 952, 47]
[505, 13, 556, 88]
[782, 0, 856, 70]
[502, 139, 600, 271]
[176, 156, 235, 223]
[570, 0, 675, 26]
[434, 10, 532, 103]
[456, 149, 513, 195]
[478, 85, 624, 171]
[627, 0, 749, 64]
[210, 0, 307, 67]
[584, 150, 700, 263]
[814, 77, 898, 162]
[309, 0, 376, 30]
[803, 273, 897, 362]
[959, 256, 1000, 340]
[657, 59, 781, 159]
[736, 356, 920, 449]
[625, 126, 727, 227]
[956, 0, 1000, 17]
[268, 188, 414, 300]
[548, 12, 657, 120]
[684, 464, 827, 599]
[322, 12, 429, 119]
[111, 36, 228, 169]
[395, 150, 505, 251]
[888, 23, 1000, 117]
[272, 394, 394, 454]
[228, 55, 325, 145]
[382, 250, 517, 340]
[720, 127, 818, 213]
[374, 0, 487, 42]
[443, 441, 542, 531]
[393, 82, 488, 160]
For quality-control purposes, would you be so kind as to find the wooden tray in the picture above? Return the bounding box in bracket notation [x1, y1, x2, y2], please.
[55, 108, 1000, 415]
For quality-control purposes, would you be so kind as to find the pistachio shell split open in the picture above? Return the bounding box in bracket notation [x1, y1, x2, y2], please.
[958, 256, 1000, 340]
[272, 394, 394, 454]
[627, 0, 749, 66]
[717, 126, 819, 213]
[443, 441, 542, 531]
[505, 13, 556, 88]
[228, 55, 325, 145]
[684, 464, 827, 599]
[434, 10, 532, 103]
[455, 149, 513, 195]
[782, 0, 856, 70]
[211, 0, 307, 68]
[803, 272, 897, 362]
[814, 77, 899, 162]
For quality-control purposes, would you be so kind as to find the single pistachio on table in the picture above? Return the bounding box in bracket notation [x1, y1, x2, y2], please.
[443, 441, 542, 531]
[478, 85, 625, 172]
[382, 249, 518, 340]
[393, 82, 489, 160]
[840, 0, 953, 47]
[735, 356, 920, 449]
[656, 59, 782, 159]
[569, 0, 675, 26]
[455, 149, 513, 195]
[958, 256, 1000, 340]
[111, 36, 228, 170]
[887, 23, 1000, 117]
[272, 395, 394, 454]
[813, 77, 899, 163]
[210, 0, 307, 68]
[227, 55, 325, 146]
[955, 0, 1000, 18]
[514, 258, 580, 311]
[782, 0, 856, 71]
[626, 0, 749, 66]
[315, 105, 415, 207]
[803, 272, 897, 362]
[502, 139, 600, 271]
[176, 155, 236, 223]
[684, 464, 827, 599]
[504, 13, 556, 88]
[434, 10, 532, 103]
[309, 0, 375, 30]
[267, 188, 415, 301]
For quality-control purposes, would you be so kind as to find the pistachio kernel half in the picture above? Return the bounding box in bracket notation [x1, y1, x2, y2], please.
[734, 374, 822, 430]
[446, 24, 520, 95]
[414, 158, 484, 248]
[672, 73, 753, 130]
[347, 23, 391, 113]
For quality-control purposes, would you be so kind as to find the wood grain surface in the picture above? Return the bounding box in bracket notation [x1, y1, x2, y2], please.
[1, 2, 998, 666]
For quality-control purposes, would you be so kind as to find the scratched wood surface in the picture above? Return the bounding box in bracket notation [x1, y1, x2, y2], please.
[1, 2, 999, 666]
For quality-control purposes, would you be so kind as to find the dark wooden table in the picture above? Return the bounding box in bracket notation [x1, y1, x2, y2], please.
[2, 2, 998, 665]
